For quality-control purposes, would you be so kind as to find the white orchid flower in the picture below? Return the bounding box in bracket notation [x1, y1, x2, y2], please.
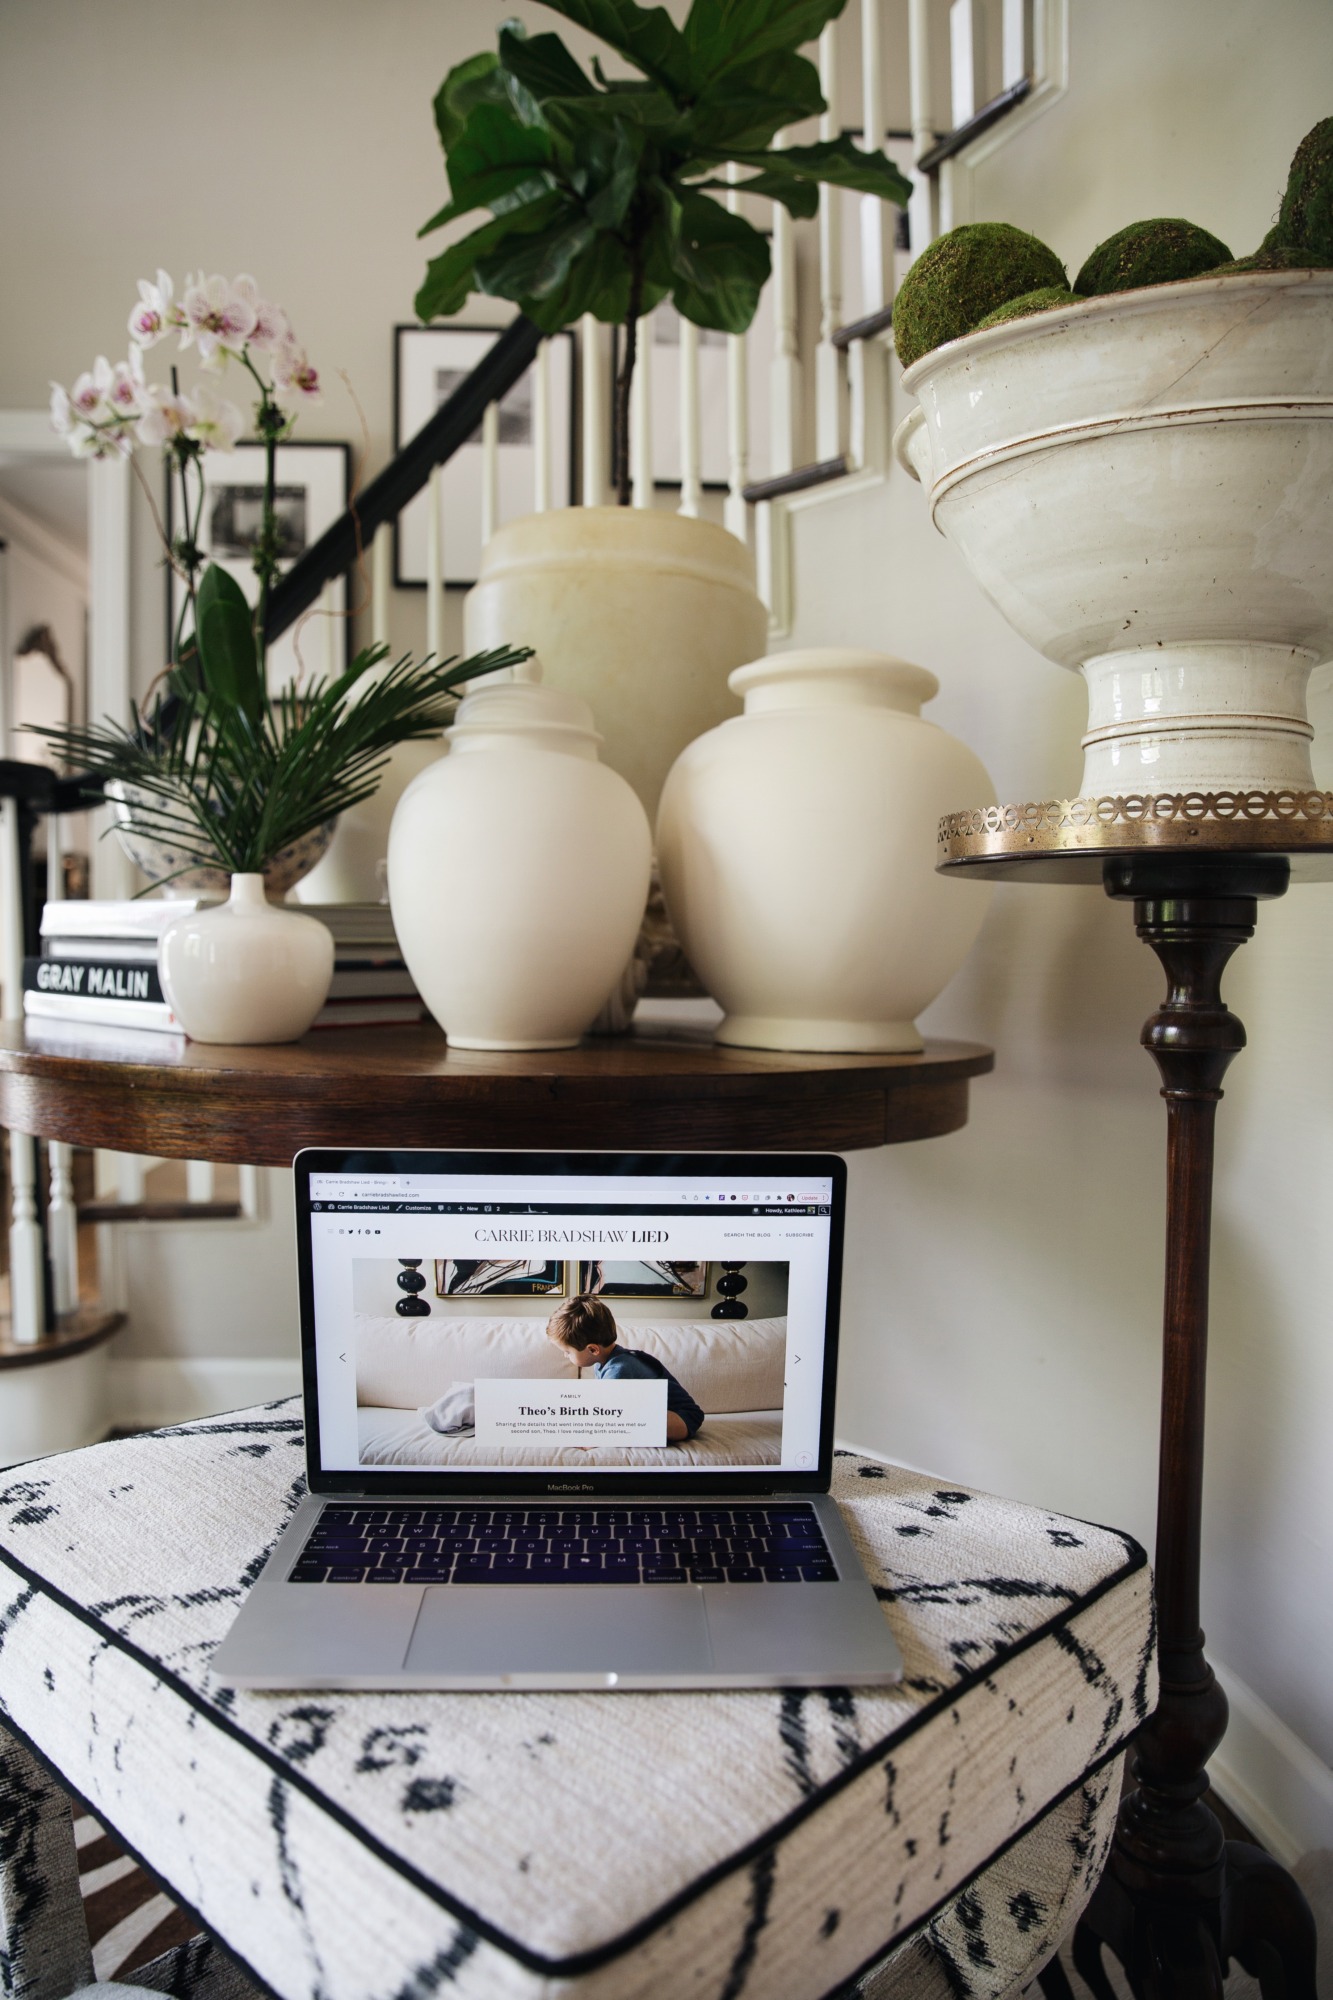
[272, 338, 321, 406]
[185, 382, 245, 451]
[128, 269, 176, 349]
[247, 295, 290, 353]
[134, 382, 193, 448]
[68, 356, 115, 422]
[106, 351, 145, 419]
[181, 272, 259, 362]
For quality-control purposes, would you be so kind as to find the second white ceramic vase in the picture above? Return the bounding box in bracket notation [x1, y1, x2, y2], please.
[158, 874, 334, 1044]
[656, 649, 995, 1052]
[387, 680, 652, 1050]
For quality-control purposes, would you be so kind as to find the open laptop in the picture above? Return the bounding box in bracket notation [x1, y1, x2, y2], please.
[212, 1147, 902, 1691]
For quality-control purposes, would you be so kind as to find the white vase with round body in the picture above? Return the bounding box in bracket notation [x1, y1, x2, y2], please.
[387, 680, 652, 1050]
[656, 649, 995, 1053]
[894, 271, 1333, 800]
[463, 506, 769, 823]
[158, 874, 334, 1044]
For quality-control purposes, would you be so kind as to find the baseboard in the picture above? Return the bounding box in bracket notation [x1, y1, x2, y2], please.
[1208, 1659, 1333, 1867]
[108, 1357, 302, 1429]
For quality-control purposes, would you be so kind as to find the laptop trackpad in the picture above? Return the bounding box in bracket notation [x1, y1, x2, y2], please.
[404, 1585, 711, 1683]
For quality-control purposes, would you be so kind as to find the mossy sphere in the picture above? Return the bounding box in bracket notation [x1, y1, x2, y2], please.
[1211, 244, 1328, 275]
[1074, 218, 1233, 296]
[1271, 117, 1333, 262]
[972, 285, 1080, 331]
[894, 223, 1066, 370]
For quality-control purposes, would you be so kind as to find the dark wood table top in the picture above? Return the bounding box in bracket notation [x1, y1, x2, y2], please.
[0, 1019, 994, 1164]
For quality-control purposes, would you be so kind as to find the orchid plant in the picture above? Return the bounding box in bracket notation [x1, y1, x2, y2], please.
[51, 268, 321, 709]
[44, 269, 526, 885]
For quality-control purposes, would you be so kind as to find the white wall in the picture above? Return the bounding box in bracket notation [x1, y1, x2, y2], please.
[2, 0, 1331, 1858]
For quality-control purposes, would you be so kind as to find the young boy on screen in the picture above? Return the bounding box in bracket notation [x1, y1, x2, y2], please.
[546, 1295, 705, 1443]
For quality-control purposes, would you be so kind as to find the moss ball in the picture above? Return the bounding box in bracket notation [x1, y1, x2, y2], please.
[1074, 219, 1233, 296]
[1269, 117, 1333, 262]
[972, 285, 1080, 331]
[1210, 244, 1328, 275]
[894, 223, 1067, 370]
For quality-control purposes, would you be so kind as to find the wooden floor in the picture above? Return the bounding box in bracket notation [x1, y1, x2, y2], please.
[73, 1803, 198, 1980]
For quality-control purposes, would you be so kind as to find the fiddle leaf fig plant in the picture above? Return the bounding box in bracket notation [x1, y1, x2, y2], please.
[417, 0, 912, 502]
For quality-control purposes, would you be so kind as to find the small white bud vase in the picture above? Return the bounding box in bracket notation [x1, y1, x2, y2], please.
[387, 681, 652, 1050]
[656, 649, 996, 1053]
[158, 874, 334, 1045]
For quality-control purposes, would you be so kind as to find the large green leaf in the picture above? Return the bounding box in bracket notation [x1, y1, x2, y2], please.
[688, 50, 826, 151]
[518, 229, 635, 328]
[433, 51, 507, 152]
[533, 0, 694, 97]
[476, 208, 597, 303]
[497, 24, 596, 102]
[689, 168, 820, 218]
[420, 103, 556, 231]
[415, 194, 565, 318]
[581, 121, 644, 229]
[668, 192, 771, 332]
[194, 565, 263, 723]
[682, 0, 846, 78]
[722, 134, 913, 203]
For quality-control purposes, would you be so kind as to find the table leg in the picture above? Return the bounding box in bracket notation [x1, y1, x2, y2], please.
[0, 1723, 94, 2000]
[1075, 859, 1317, 1999]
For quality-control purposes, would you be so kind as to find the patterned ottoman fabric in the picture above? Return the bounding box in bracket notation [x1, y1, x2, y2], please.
[0, 1404, 1155, 2000]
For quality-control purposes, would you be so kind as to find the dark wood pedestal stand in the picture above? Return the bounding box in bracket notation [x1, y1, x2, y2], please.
[938, 801, 1332, 2000]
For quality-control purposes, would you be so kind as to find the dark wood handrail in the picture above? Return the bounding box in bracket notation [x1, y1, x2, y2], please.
[917, 77, 1032, 173]
[264, 314, 543, 644]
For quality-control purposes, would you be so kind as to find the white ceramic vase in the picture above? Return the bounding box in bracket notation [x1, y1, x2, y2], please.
[656, 649, 995, 1053]
[158, 874, 334, 1044]
[387, 680, 652, 1050]
[895, 270, 1333, 798]
[463, 507, 769, 822]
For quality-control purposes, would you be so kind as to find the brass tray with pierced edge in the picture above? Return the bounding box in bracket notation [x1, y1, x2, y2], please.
[936, 788, 1333, 886]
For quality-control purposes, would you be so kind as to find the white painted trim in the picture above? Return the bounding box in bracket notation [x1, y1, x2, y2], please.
[1209, 1659, 1333, 1867]
[944, 0, 1069, 228]
[0, 491, 88, 591]
[109, 1357, 302, 1429]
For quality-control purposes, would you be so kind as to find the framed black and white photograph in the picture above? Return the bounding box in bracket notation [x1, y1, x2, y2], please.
[394, 322, 575, 590]
[166, 439, 351, 691]
[612, 283, 775, 492]
[434, 1258, 566, 1298]
[576, 1259, 709, 1299]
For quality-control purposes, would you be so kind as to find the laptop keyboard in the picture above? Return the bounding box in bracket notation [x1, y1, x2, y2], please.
[288, 1503, 838, 1584]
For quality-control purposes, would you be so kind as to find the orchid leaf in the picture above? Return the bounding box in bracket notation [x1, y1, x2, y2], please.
[194, 565, 262, 724]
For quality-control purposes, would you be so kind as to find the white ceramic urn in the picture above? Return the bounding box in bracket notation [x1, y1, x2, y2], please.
[158, 874, 334, 1044]
[387, 680, 652, 1050]
[656, 649, 995, 1053]
[464, 507, 769, 822]
[895, 271, 1333, 798]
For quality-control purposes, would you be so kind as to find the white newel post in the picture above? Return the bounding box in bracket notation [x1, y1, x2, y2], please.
[816, 22, 846, 464]
[908, 0, 940, 257]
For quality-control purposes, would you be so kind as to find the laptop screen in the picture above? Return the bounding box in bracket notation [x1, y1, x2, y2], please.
[295, 1150, 846, 1496]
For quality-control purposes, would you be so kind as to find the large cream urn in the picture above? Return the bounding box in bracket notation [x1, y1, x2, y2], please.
[463, 506, 769, 821]
[656, 649, 995, 1052]
[895, 271, 1333, 800]
[387, 680, 651, 1049]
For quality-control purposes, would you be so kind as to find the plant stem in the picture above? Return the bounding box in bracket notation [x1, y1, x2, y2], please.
[613, 251, 645, 508]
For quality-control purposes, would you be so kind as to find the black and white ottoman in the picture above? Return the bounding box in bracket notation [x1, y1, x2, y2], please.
[0, 1404, 1155, 2000]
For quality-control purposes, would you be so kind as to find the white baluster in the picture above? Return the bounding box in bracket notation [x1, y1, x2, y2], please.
[678, 318, 703, 518]
[426, 464, 444, 661]
[1002, 0, 1031, 86]
[370, 522, 391, 651]
[949, 0, 985, 124]
[532, 338, 551, 514]
[770, 133, 802, 476]
[725, 167, 751, 543]
[238, 1163, 262, 1223]
[480, 401, 500, 543]
[859, 0, 892, 315]
[908, 0, 939, 256]
[186, 1161, 215, 1205]
[630, 330, 653, 510]
[817, 22, 846, 463]
[581, 314, 609, 507]
[47, 1142, 77, 1316]
[0, 797, 44, 1344]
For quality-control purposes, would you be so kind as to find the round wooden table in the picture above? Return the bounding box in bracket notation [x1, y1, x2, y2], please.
[0, 1019, 994, 1164]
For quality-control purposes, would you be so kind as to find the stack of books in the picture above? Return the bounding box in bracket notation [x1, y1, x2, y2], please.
[24, 900, 427, 1038]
